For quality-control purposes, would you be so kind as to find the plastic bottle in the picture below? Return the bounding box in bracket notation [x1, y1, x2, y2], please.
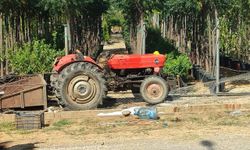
[134, 107, 158, 120]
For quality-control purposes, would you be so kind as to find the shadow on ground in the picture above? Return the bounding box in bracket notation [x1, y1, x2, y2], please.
[100, 96, 145, 108]
[100, 94, 175, 109]
[200, 140, 216, 150]
[0, 141, 39, 150]
[48, 93, 175, 109]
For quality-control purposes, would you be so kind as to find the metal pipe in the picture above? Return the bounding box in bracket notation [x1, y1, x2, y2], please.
[64, 24, 69, 55]
[170, 92, 250, 97]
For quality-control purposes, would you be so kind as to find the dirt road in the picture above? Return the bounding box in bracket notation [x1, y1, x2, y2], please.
[39, 134, 250, 150]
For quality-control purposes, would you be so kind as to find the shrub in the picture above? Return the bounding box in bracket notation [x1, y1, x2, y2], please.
[9, 40, 63, 74]
[146, 27, 177, 54]
[163, 52, 192, 76]
[145, 27, 192, 77]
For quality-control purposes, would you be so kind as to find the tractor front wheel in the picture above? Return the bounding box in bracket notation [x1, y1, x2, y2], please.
[57, 62, 106, 110]
[140, 76, 168, 104]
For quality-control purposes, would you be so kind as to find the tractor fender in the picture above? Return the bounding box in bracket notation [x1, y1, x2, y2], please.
[53, 54, 102, 73]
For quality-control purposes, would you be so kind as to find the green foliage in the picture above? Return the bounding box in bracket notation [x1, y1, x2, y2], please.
[102, 18, 110, 42]
[9, 40, 63, 74]
[160, 0, 202, 16]
[163, 53, 192, 76]
[163, 0, 250, 60]
[105, 6, 125, 27]
[102, 3, 126, 41]
[220, 17, 239, 57]
[53, 119, 72, 127]
[122, 21, 130, 47]
[0, 0, 109, 57]
[40, 0, 109, 17]
[219, 0, 250, 59]
[146, 27, 177, 54]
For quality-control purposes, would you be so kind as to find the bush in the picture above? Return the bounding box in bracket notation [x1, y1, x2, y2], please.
[9, 40, 63, 74]
[145, 27, 191, 76]
[163, 52, 192, 76]
[146, 27, 177, 54]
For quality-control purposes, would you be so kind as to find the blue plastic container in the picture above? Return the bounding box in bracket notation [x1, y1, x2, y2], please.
[134, 107, 158, 120]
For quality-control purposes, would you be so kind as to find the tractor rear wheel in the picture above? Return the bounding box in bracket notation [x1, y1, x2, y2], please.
[140, 76, 168, 104]
[57, 62, 106, 110]
[50, 73, 61, 99]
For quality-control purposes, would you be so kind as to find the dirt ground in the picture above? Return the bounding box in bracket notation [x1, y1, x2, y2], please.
[103, 34, 126, 51]
[0, 82, 250, 150]
[0, 104, 250, 150]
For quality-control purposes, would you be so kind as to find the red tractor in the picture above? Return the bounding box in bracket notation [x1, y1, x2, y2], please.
[51, 51, 169, 110]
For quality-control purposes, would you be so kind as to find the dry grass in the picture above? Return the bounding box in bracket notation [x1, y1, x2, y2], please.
[0, 122, 37, 135]
[1, 111, 250, 145]
[226, 82, 250, 93]
[37, 111, 249, 138]
[0, 112, 249, 137]
[0, 122, 15, 133]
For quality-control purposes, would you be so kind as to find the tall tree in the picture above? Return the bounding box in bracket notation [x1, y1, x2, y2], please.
[0, 0, 109, 76]
[115, 0, 162, 54]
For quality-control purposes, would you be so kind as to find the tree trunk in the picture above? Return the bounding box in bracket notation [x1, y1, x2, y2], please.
[152, 12, 159, 28]
[169, 16, 173, 40]
[5, 34, 8, 75]
[0, 13, 3, 77]
[161, 17, 166, 38]
[174, 16, 178, 48]
[130, 23, 137, 53]
[184, 16, 187, 50]
[208, 14, 212, 72]
[136, 13, 145, 54]
[238, 16, 241, 60]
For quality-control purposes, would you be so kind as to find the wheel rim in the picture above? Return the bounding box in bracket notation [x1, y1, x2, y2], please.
[67, 75, 98, 104]
[145, 83, 163, 100]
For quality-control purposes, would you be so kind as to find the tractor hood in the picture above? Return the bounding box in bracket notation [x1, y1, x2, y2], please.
[108, 54, 166, 70]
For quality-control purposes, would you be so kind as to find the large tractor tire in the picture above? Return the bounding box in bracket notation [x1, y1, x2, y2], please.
[56, 62, 107, 110]
[140, 76, 168, 104]
[50, 73, 61, 98]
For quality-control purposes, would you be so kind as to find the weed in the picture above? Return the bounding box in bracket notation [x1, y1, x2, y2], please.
[53, 119, 73, 128]
[217, 118, 240, 126]
[208, 115, 220, 121]
[44, 120, 73, 132]
[63, 127, 86, 136]
[189, 117, 207, 125]
[217, 119, 239, 126]
[0, 122, 15, 132]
